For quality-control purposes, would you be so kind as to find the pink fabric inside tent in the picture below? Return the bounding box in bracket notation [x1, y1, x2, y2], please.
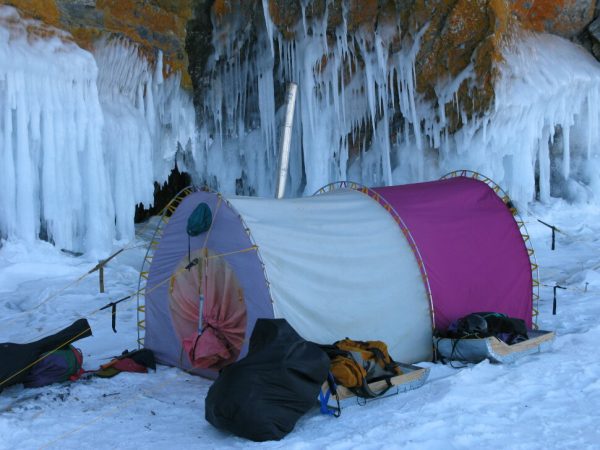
[374, 177, 533, 330]
[170, 251, 246, 370]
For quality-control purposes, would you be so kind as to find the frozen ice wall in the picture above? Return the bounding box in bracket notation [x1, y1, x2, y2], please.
[435, 32, 600, 205]
[200, 4, 600, 205]
[95, 38, 197, 241]
[0, 6, 113, 254]
[489, 33, 600, 204]
[199, 5, 425, 197]
[0, 7, 196, 253]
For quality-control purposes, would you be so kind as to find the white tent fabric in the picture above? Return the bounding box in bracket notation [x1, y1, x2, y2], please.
[228, 189, 433, 362]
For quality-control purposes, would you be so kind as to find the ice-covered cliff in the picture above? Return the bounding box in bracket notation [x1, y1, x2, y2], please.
[1, 2, 600, 253]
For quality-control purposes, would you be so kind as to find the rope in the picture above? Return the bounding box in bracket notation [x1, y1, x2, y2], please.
[0, 271, 93, 328]
[0, 200, 179, 329]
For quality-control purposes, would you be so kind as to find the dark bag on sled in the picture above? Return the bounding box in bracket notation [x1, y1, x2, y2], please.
[449, 312, 528, 344]
[205, 319, 330, 442]
[319, 339, 403, 398]
[0, 319, 92, 392]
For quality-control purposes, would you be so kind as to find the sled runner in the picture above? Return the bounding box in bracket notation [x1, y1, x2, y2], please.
[321, 363, 429, 404]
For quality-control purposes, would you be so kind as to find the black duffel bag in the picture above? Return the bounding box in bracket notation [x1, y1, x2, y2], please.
[205, 319, 330, 441]
[450, 312, 528, 344]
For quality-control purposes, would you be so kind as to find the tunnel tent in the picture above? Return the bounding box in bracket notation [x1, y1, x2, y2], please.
[138, 172, 537, 377]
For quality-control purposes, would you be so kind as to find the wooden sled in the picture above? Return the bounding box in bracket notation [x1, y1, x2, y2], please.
[434, 330, 555, 364]
[321, 363, 429, 406]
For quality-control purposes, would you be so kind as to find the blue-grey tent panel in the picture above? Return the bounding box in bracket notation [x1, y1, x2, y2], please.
[145, 191, 274, 378]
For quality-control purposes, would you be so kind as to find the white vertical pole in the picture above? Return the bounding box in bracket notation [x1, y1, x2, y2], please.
[275, 82, 298, 199]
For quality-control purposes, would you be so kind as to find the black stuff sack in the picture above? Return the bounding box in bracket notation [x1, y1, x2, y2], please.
[205, 319, 330, 442]
[449, 312, 528, 344]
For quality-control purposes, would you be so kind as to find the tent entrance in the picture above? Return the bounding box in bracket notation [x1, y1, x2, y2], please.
[169, 248, 247, 370]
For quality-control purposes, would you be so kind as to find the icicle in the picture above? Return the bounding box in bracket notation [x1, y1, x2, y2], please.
[261, 0, 275, 58]
[562, 124, 571, 180]
[538, 126, 551, 203]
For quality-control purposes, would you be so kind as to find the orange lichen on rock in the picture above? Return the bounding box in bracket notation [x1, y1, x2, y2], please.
[4, 0, 195, 89]
[402, 0, 514, 130]
[213, 0, 235, 18]
[511, 0, 595, 37]
[94, 0, 194, 86]
[2, 1, 77, 46]
[513, 0, 566, 32]
[2, 0, 61, 28]
[268, 0, 302, 39]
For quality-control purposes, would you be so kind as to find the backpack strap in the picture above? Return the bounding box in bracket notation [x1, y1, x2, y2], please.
[318, 372, 341, 417]
[367, 346, 401, 374]
[344, 352, 395, 399]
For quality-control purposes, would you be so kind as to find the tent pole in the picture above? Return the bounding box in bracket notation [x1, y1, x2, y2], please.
[275, 82, 298, 199]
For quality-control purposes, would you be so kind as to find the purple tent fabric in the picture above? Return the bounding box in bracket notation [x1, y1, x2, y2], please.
[374, 177, 533, 330]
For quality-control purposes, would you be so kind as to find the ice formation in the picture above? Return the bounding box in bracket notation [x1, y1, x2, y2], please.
[491, 33, 600, 204]
[95, 38, 197, 242]
[200, 4, 600, 204]
[1, 2, 600, 252]
[0, 7, 196, 254]
[0, 7, 112, 254]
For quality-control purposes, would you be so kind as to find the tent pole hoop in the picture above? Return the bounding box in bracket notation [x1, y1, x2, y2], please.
[136, 185, 201, 349]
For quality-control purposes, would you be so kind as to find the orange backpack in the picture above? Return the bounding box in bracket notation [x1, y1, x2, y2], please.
[321, 339, 403, 398]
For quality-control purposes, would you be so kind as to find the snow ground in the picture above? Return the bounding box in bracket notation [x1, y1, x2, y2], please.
[1, 203, 600, 449]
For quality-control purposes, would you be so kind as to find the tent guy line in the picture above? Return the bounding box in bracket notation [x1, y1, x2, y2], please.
[3, 238, 575, 393]
[0, 200, 185, 330]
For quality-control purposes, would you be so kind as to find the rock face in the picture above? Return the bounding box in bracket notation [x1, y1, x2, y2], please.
[579, 5, 600, 59]
[204, 0, 599, 130]
[511, 0, 596, 37]
[5, 0, 599, 106]
[4, 0, 600, 201]
[3, 0, 195, 87]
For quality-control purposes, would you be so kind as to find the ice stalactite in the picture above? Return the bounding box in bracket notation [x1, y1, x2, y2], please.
[2, 2, 600, 253]
[94, 37, 197, 241]
[199, 3, 461, 197]
[0, 6, 196, 253]
[199, 3, 600, 206]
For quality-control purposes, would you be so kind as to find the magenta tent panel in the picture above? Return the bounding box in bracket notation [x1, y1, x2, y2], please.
[374, 177, 533, 330]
